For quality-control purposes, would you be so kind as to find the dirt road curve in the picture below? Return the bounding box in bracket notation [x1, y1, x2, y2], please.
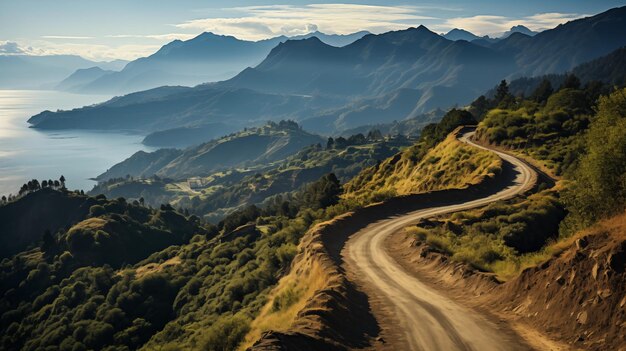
[343, 130, 535, 351]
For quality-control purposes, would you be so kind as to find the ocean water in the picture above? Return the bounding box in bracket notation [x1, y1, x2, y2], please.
[0, 90, 153, 196]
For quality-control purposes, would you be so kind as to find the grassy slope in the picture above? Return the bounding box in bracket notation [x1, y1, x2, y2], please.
[344, 132, 502, 202]
[240, 256, 328, 348]
[405, 188, 565, 280]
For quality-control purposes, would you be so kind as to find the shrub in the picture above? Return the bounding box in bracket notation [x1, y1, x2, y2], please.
[201, 313, 251, 351]
[89, 205, 106, 217]
[562, 88, 626, 232]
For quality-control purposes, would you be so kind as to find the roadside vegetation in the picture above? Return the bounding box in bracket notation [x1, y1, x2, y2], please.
[474, 76, 600, 175]
[406, 189, 565, 280]
[407, 79, 626, 280]
[343, 109, 494, 202]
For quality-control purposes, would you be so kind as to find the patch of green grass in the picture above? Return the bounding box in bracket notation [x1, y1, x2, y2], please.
[406, 190, 564, 281]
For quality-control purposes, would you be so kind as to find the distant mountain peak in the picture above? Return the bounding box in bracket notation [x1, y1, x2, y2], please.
[78, 66, 106, 73]
[55, 65, 114, 92]
[198, 31, 219, 37]
[443, 28, 481, 41]
[281, 36, 326, 47]
[288, 30, 371, 47]
[415, 25, 431, 32]
[501, 25, 538, 38]
[302, 36, 323, 42]
[510, 25, 532, 31]
[413, 25, 441, 37]
[193, 31, 240, 42]
[263, 36, 330, 60]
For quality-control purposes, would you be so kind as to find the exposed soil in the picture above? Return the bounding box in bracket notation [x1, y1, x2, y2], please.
[386, 211, 626, 350]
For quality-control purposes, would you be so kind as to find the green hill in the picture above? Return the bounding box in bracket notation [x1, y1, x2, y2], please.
[0, 188, 95, 258]
[97, 121, 324, 181]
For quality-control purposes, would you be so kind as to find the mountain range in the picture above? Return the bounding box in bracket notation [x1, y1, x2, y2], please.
[442, 25, 537, 42]
[28, 6, 626, 136]
[496, 45, 626, 98]
[0, 55, 126, 89]
[54, 31, 370, 94]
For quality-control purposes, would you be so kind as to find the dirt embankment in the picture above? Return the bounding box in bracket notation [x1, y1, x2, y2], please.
[249, 148, 528, 350]
[496, 214, 626, 350]
[388, 211, 626, 351]
[248, 212, 380, 350]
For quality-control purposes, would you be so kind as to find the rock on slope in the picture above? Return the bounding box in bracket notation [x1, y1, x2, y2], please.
[495, 212, 626, 350]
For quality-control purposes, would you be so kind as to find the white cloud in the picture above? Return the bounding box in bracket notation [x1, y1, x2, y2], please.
[0, 41, 25, 54]
[106, 33, 197, 41]
[176, 4, 438, 40]
[524, 12, 586, 29]
[41, 35, 93, 40]
[9, 40, 160, 61]
[434, 12, 587, 36]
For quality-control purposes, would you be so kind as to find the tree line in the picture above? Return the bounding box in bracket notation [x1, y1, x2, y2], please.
[1, 175, 68, 204]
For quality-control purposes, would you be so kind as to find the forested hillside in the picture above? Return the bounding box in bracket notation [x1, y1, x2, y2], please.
[92, 126, 411, 221]
[0, 89, 497, 350]
[493, 45, 626, 100]
[0, 172, 348, 350]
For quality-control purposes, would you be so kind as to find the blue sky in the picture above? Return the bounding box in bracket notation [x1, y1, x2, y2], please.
[1, 0, 623, 61]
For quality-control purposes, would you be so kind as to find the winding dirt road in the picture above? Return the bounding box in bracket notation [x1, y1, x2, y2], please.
[343, 130, 536, 351]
